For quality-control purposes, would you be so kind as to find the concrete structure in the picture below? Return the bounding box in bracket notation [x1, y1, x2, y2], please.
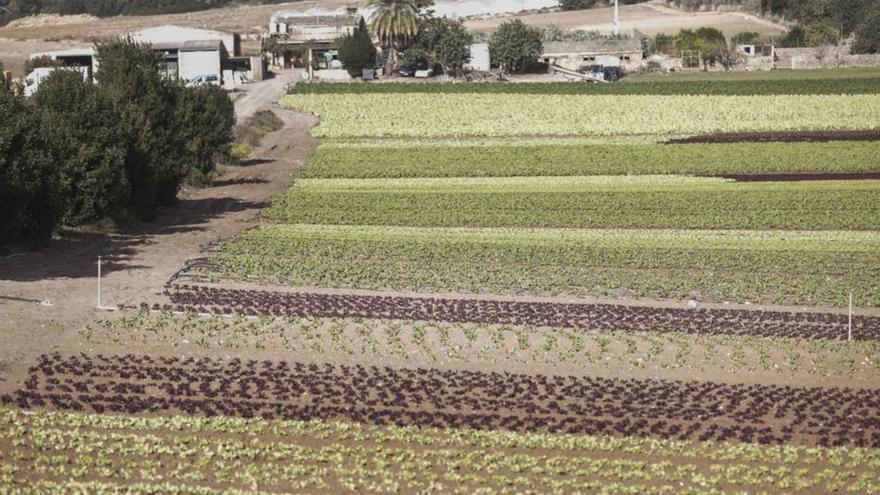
[464, 43, 491, 71]
[132, 25, 241, 57]
[29, 47, 98, 78]
[541, 39, 643, 72]
[178, 40, 227, 82]
[268, 8, 363, 78]
[735, 43, 775, 71]
[27, 25, 256, 92]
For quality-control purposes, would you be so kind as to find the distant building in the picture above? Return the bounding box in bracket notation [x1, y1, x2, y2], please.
[267, 7, 365, 78]
[27, 25, 259, 94]
[737, 43, 774, 59]
[132, 25, 242, 57]
[541, 39, 644, 73]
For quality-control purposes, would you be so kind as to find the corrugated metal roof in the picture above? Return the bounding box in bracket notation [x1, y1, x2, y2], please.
[276, 14, 359, 27]
[180, 39, 225, 52]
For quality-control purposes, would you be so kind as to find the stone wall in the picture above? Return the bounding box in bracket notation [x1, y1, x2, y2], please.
[775, 46, 880, 70]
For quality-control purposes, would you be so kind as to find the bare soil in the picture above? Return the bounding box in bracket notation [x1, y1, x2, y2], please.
[465, 1, 788, 37]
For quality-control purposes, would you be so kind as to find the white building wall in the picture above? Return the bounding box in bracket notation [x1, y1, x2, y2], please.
[179, 50, 222, 81]
[133, 25, 237, 55]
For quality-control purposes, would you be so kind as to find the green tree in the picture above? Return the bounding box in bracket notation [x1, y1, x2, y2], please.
[172, 83, 236, 186]
[0, 91, 63, 244]
[489, 19, 543, 73]
[851, 11, 880, 54]
[558, 0, 597, 10]
[94, 37, 179, 216]
[777, 25, 806, 47]
[368, 0, 424, 73]
[408, 17, 473, 75]
[731, 31, 760, 45]
[339, 17, 377, 77]
[804, 19, 839, 46]
[432, 19, 473, 75]
[32, 69, 128, 226]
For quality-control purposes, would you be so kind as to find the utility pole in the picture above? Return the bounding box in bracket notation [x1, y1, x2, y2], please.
[613, 0, 620, 35]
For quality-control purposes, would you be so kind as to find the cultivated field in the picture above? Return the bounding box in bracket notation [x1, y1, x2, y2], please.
[2, 70, 880, 493]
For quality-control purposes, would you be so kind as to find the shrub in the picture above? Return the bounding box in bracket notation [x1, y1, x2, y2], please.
[489, 20, 543, 73]
[558, 0, 597, 11]
[804, 20, 840, 47]
[174, 83, 236, 186]
[0, 91, 63, 244]
[338, 18, 377, 77]
[32, 70, 129, 226]
[731, 31, 760, 45]
[229, 142, 253, 161]
[851, 11, 880, 54]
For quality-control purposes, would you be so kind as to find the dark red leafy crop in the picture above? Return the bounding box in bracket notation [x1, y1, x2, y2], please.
[4, 353, 878, 448]
[162, 285, 880, 341]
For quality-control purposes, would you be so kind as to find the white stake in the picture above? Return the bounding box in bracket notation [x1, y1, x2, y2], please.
[613, 0, 620, 35]
[97, 256, 102, 308]
[848, 291, 853, 342]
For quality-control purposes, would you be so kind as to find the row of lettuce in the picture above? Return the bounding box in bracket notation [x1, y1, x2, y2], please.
[2, 408, 879, 494]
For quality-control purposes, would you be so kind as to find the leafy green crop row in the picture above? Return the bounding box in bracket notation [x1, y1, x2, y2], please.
[264, 177, 880, 231]
[290, 78, 880, 96]
[303, 140, 880, 179]
[88, 309, 880, 380]
[311, 139, 880, 178]
[3, 408, 879, 494]
[212, 225, 880, 306]
[282, 93, 880, 138]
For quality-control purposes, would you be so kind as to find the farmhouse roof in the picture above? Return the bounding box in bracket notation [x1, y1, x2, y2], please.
[542, 39, 641, 56]
[180, 39, 226, 52]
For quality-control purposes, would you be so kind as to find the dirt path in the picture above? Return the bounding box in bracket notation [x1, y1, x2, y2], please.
[0, 80, 317, 389]
[235, 69, 302, 125]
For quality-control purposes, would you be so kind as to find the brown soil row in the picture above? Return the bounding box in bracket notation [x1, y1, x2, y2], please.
[4, 353, 879, 447]
[667, 130, 880, 144]
[162, 285, 880, 341]
[718, 172, 880, 182]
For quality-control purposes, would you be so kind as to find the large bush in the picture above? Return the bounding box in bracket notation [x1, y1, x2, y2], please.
[489, 20, 543, 73]
[32, 70, 129, 226]
[804, 20, 840, 47]
[338, 18, 378, 77]
[851, 11, 880, 54]
[408, 17, 473, 75]
[0, 92, 64, 245]
[0, 37, 235, 245]
[174, 83, 236, 186]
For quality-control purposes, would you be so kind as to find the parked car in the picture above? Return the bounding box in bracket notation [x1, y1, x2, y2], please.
[396, 65, 419, 77]
[186, 74, 220, 87]
[397, 65, 435, 78]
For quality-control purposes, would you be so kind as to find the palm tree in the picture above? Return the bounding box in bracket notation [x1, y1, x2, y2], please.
[367, 0, 421, 74]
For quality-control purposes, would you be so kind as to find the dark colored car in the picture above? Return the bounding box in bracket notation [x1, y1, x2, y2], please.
[397, 65, 418, 77]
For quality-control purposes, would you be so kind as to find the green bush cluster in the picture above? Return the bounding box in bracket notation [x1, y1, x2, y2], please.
[0, 37, 234, 245]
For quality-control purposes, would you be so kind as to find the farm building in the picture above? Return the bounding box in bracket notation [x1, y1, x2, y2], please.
[267, 7, 364, 77]
[541, 38, 643, 73]
[27, 25, 260, 93]
[132, 25, 242, 57]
